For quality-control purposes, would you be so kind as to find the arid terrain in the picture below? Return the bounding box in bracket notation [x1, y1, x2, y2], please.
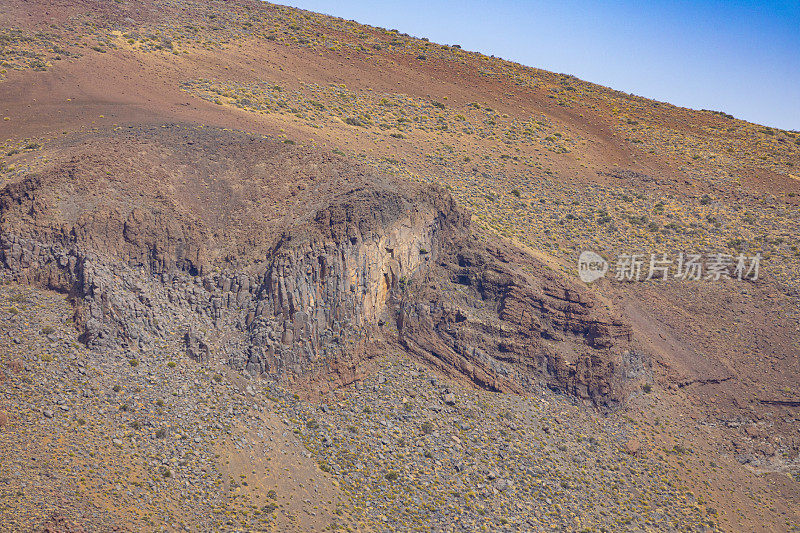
[1, 1, 799, 531]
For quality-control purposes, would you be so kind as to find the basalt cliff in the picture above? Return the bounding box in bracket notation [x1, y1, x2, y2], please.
[1, 125, 636, 405]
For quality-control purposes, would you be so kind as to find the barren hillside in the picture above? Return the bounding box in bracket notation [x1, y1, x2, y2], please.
[1, 1, 799, 531]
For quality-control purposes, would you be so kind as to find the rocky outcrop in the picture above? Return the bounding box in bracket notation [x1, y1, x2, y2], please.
[395, 229, 634, 404]
[0, 125, 639, 405]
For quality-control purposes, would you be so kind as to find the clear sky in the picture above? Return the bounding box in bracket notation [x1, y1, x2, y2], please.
[278, 1, 800, 131]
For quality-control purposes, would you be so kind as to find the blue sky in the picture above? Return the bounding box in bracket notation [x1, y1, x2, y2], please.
[279, 1, 800, 130]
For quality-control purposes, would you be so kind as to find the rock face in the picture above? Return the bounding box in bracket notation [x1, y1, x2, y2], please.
[397, 232, 634, 403]
[0, 125, 637, 404]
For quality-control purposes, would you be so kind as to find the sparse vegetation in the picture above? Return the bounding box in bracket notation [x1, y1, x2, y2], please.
[0, 3, 797, 532]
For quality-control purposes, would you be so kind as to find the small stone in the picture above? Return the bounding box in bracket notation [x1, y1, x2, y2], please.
[624, 438, 641, 455]
[745, 425, 762, 438]
[443, 393, 456, 405]
[112, 438, 124, 447]
[43, 409, 54, 419]
[495, 478, 513, 491]
[736, 453, 753, 465]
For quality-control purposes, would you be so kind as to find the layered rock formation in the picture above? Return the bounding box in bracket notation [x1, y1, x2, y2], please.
[395, 226, 635, 403]
[0, 125, 637, 404]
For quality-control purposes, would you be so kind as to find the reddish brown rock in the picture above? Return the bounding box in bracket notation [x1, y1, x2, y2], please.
[624, 438, 641, 455]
